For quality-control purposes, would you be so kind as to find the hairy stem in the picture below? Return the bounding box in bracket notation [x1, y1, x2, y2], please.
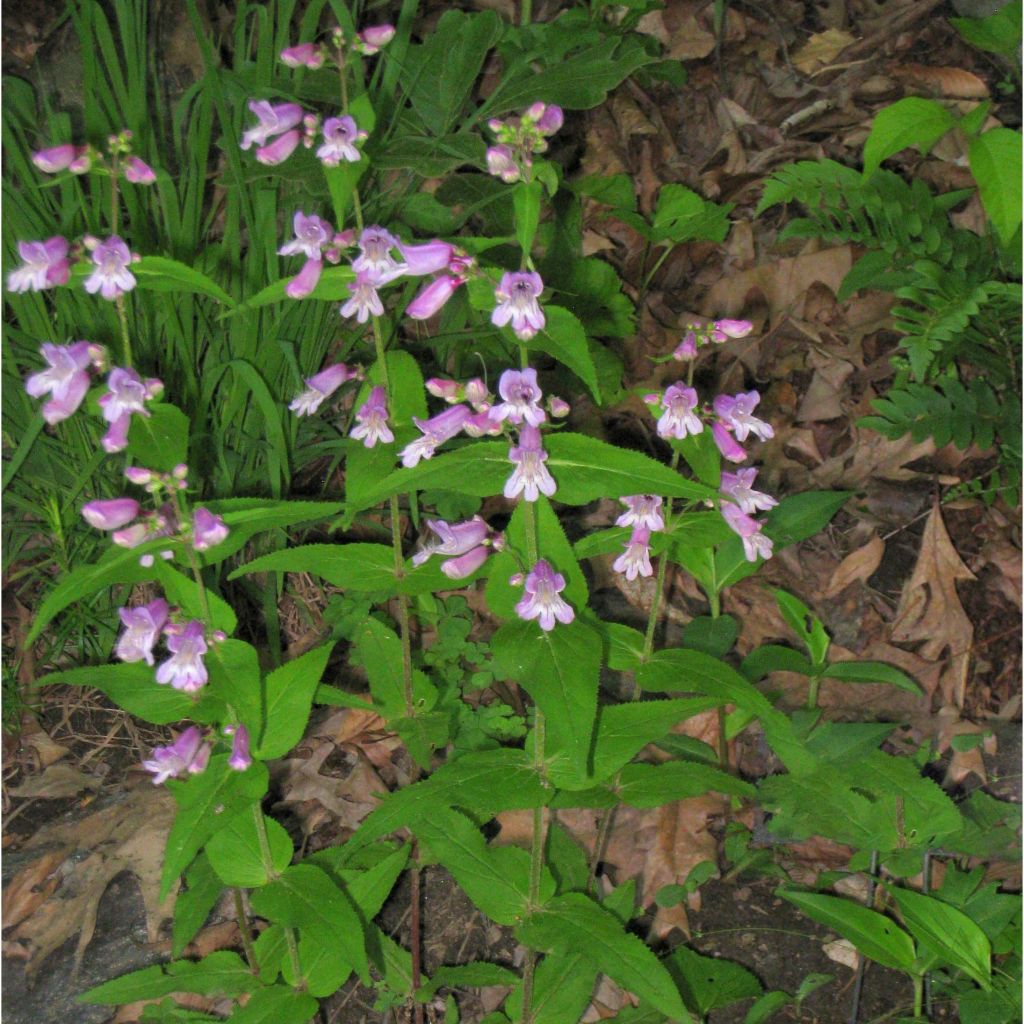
[520, 708, 547, 1024]
[233, 888, 257, 970]
[114, 295, 133, 368]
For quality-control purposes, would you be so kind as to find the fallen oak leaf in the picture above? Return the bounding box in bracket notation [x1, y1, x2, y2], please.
[825, 535, 885, 597]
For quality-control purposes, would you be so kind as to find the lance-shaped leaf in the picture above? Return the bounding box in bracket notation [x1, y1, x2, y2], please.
[616, 761, 755, 806]
[532, 305, 601, 401]
[665, 945, 761, 1016]
[132, 255, 237, 307]
[126, 403, 189, 473]
[206, 639, 261, 734]
[503, 949, 599, 1024]
[79, 950, 257, 1004]
[229, 984, 320, 1024]
[257, 643, 335, 758]
[172, 852, 222, 956]
[354, 617, 438, 721]
[206, 811, 293, 888]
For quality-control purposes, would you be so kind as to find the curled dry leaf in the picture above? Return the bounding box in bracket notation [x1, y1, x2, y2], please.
[791, 29, 857, 73]
[891, 63, 989, 98]
[823, 937, 860, 971]
[825, 534, 886, 597]
[2, 847, 71, 931]
[8, 762, 103, 800]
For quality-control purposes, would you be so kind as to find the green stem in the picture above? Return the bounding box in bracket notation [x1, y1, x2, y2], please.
[520, 709, 547, 1024]
[233, 888, 257, 970]
[109, 167, 120, 234]
[706, 582, 731, 771]
[115, 295, 133, 368]
[520, 0, 532, 26]
[807, 673, 821, 710]
[912, 973, 924, 1018]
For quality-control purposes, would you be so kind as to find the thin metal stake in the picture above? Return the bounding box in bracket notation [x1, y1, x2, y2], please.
[848, 849, 879, 1024]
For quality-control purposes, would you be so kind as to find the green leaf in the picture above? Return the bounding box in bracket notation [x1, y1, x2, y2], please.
[743, 991, 792, 1024]
[504, 949, 599, 1024]
[740, 645, 814, 681]
[514, 179, 543, 256]
[598, 621, 646, 672]
[258, 643, 334, 758]
[681, 615, 738, 658]
[491, 619, 600, 787]
[354, 617, 437, 721]
[133, 256, 236, 307]
[822, 659, 921, 694]
[573, 173, 636, 211]
[206, 639, 261, 735]
[969, 128, 1023, 245]
[172, 853, 222, 957]
[79, 951, 258, 1004]
[890, 886, 992, 988]
[418, 962, 520, 998]
[226, 265, 355, 315]
[149, 562, 236, 634]
[533, 306, 601, 400]
[161, 758, 269, 899]
[416, 807, 553, 924]
[773, 589, 830, 666]
[666, 945, 762, 1014]
[950, 4, 1023, 56]
[206, 811, 293, 887]
[778, 889, 917, 973]
[616, 761, 755, 805]
[126, 403, 190, 473]
[651, 184, 731, 244]
[516, 893, 691, 1021]
[230, 542, 394, 591]
[675, 430, 721, 488]
[863, 98, 956, 177]
[249, 863, 369, 985]
[228, 985, 320, 1024]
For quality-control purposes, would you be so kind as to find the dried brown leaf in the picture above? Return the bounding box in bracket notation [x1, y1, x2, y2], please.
[792, 29, 857, 73]
[891, 63, 989, 98]
[2, 848, 71, 931]
[825, 535, 885, 597]
[8, 763, 103, 800]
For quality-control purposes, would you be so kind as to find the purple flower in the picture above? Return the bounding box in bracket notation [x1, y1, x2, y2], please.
[713, 391, 774, 443]
[407, 275, 460, 319]
[721, 502, 773, 562]
[712, 319, 753, 342]
[32, 144, 89, 174]
[280, 42, 324, 68]
[82, 497, 141, 530]
[492, 272, 545, 340]
[350, 386, 394, 447]
[648, 383, 702, 440]
[7, 237, 71, 293]
[290, 362, 357, 416]
[720, 468, 777, 515]
[84, 236, 136, 301]
[486, 145, 520, 183]
[712, 421, 748, 463]
[398, 240, 454, 276]
[515, 560, 574, 632]
[340, 272, 384, 322]
[353, 227, 405, 284]
[356, 24, 395, 54]
[285, 257, 323, 298]
[256, 129, 301, 165]
[279, 212, 334, 259]
[317, 116, 366, 166]
[156, 619, 209, 692]
[192, 508, 229, 551]
[228, 725, 252, 770]
[613, 525, 653, 581]
[527, 103, 564, 135]
[673, 332, 698, 361]
[240, 100, 304, 151]
[441, 545, 489, 579]
[466, 379, 489, 408]
[25, 342, 93, 424]
[124, 156, 157, 184]
[491, 368, 546, 427]
[116, 598, 169, 665]
[400, 405, 471, 467]
[464, 411, 504, 437]
[504, 424, 556, 502]
[548, 396, 570, 418]
[142, 726, 211, 784]
[412, 516, 490, 567]
[616, 495, 664, 532]
[426, 378, 462, 402]
[98, 367, 163, 453]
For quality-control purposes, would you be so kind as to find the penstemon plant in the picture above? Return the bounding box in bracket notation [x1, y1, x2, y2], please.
[8, 3, 1015, 1024]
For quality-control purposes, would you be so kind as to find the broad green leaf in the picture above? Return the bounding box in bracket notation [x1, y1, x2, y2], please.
[504, 949, 598, 1024]
[675, 430, 721, 488]
[822, 659, 921, 694]
[79, 951, 258, 1004]
[416, 807, 553, 924]
[950, 4, 1023, 56]
[375, 132, 487, 175]
[533, 306, 601, 400]
[376, 349, 428, 428]
[666, 945, 762, 1014]
[651, 184, 731, 244]
[863, 98, 955, 177]
[491, 618, 600, 787]
[681, 615, 738, 658]
[773, 589, 830, 665]
[573, 172, 636, 211]
[616, 761, 755, 806]
[514, 178, 543, 256]
[419, 962, 519, 999]
[150, 562, 236, 634]
[172, 853, 222, 957]
[161, 758, 269, 898]
[206, 811, 293, 887]
[890, 886, 992, 988]
[778, 889, 917, 973]
[598, 620, 646, 672]
[127, 403, 190, 472]
[257, 643, 334, 758]
[206, 639, 261, 734]
[228, 985, 319, 1024]
[249, 863, 369, 985]
[743, 991, 792, 1024]
[517, 893, 690, 1021]
[968, 128, 1023, 245]
[133, 256, 236, 307]
[741, 644, 814, 681]
[354, 617, 437, 721]
[395, 708, 452, 769]
[225, 265, 355, 315]
[230, 542, 393, 590]
[323, 158, 366, 228]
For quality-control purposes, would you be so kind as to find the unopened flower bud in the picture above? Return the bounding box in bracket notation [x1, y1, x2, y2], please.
[124, 466, 154, 485]
[548, 396, 570, 418]
[172, 463, 189, 480]
[465, 378, 489, 408]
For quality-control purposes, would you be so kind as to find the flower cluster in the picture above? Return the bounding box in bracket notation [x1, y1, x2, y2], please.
[672, 318, 752, 360]
[32, 129, 157, 184]
[515, 560, 574, 632]
[412, 515, 503, 579]
[141, 723, 250, 785]
[613, 495, 665, 581]
[485, 102, 564, 184]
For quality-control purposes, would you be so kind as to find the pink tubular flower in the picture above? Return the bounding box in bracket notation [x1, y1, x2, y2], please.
[240, 100, 304, 150]
[412, 516, 490, 567]
[425, 378, 462, 402]
[721, 501, 774, 562]
[317, 116, 366, 166]
[441, 545, 489, 579]
[515, 560, 574, 632]
[491, 368, 546, 427]
[534, 104, 564, 135]
[279, 212, 334, 259]
[399, 405, 471, 467]
[548, 396, 570, 418]
[290, 362, 357, 416]
[407, 275, 460, 319]
[492, 271, 545, 340]
[353, 227, 404, 282]
[719, 468, 777, 515]
[142, 726, 211, 785]
[256, 129, 301, 165]
[616, 495, 664, 532]
[486, 145, 520, 183]
[649, 383, 702, 440]
[192, 508, 229, 551]
[7, 237, 71, 293]
[228, 725, 252, 771]
[504, 424, 556, 502]
[32, 144, 88, 174]
[98, 367, 163, 453]
[464, 411, 504, 437]
[398, 240, 454, 276]
[25, 342, 93, 424]
[124, 156, 157, 184]
[285, 257, 323, 298]
[340, 272, 384, 322]
[356, 24, 395, 54]
[350, 386, 394, 447]
[156, 619, 209, 692]
[465, 379, 489, 409]
[712, 319, 753, 342]
[280, 42, 324, 68]
[82, 497, 141, 531]
[84, 236, 137, 301]
[712, 421, 748, 463]
[673, 332, 698, 361]
[613, 525, 654, 582]
[713, 391, 774, 443]
[116, 598, 169, 665]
